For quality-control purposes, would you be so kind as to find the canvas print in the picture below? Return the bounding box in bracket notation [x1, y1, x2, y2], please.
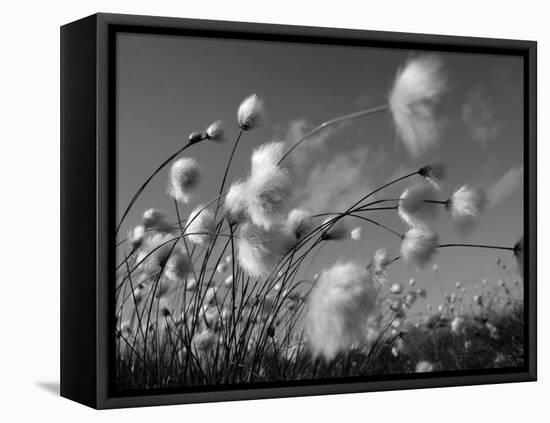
[114, 33, 525, 393]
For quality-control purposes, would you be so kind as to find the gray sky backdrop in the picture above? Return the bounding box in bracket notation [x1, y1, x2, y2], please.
[116, 32, 524, 313]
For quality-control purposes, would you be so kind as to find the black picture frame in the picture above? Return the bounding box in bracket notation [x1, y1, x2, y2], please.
[60, 12, 537, 409]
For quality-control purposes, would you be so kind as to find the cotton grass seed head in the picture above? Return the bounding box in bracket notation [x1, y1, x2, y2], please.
[205, 120, 225, 142]
[223, 275, 234, 287]
[167, 157, 201, 204]
[237, 223, 293, 278]
[286, 208, 314, 240]
[389, 55, 447, 158]
[451, 316, 465, 335]
[246, 142, 291, 230]
[224, 180, 249, 224]
[514, 236, 524, 278]
[415, 360, 435, 373]
[132, 283, 147, 304]
[390, 283, 404, 295]
[137, 233, 176, 275]
[305, 261, 378, 361]
[398, 183, 439, 228]
[164, 247, 193, 282]
[185, 205, 216, 246]
[216, 262, 229, 274]
[128, 225, 146, 250]
[401, 227, 439, 268]
[446, 185, 487, 235]
[418, 163, 446, 189]
[237, 94, 266, 131]
[143, 208, 173, 233]
[251, 141, 286, 174]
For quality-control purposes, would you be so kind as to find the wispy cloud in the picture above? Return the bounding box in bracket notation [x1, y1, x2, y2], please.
[462, 87, 500, 146]
[292, 147, 383, 213]
[488, 165, 524, 207]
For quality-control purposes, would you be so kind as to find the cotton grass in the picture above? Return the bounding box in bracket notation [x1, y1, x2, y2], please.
[185, 205, 216, 246]
[237, 223, 293, 278]
[142, 209, 173, 233]
[415, 360, 435, 373]
[401, 227, 439, 268]
[224, 180, 249, 224]
[398, 183, 439, 228]
[246, 142, 291, 229]
[237, 94, 266, 131]
[446, 185, 487, 235]
[305, 262, 377, 361]
[206, 120, 225, 142]
[514, 236, 524, 278]
[389, 55, 447, 158]
[167, 157, 201, 204]
[286, 208, 314, 240]
[128, 225, 146, 250]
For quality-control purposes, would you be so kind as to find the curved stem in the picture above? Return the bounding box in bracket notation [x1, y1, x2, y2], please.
[116, 141, 196, 236]
[277, 104, 389, 165]
[438, 243, 514, 251]
[219, 130, 243, 197]
[216, 130, 243, 217]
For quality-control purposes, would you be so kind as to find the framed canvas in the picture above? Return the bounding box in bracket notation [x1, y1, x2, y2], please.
[60, 13, 537, 409]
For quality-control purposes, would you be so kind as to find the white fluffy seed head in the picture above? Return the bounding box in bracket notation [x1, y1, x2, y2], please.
[132, 283, 147, 304]
[451, 316, 465, 335]
[389, 55, 447, 158]
[419, 163, 446, 189]
[286, 208, 314, 240]
[186, 278, 197, 291]
[250, 141, 286, 174]
[137, 233, 176, 275]
[224, 180, 249, 224]
[446, 185, 487, 235]
[237, 94, 266, 131]
[246, 145, 291, 229]
[401, 227, 439, 268]
[237, 223, 293, 278]
[398, 183, 439, 228]
[223, 275, 234, 286]
[206, 120, 225, 142]
[167, 157, 201, 204]
[164, 247, 193, 282]
[390, 283, 404, 294]
[305, 261, 378, 361]
[216, 262, 229, 274]
[142, 209, 173, 233]
[415, 360, 435, 373]
[128, 225, 146, 250]
[185, 205, 216, 246]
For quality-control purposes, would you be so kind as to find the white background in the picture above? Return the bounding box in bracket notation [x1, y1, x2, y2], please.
[1, 1, 546, 421]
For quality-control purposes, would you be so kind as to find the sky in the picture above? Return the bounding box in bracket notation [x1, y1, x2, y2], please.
[116, 31, 524, 313]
